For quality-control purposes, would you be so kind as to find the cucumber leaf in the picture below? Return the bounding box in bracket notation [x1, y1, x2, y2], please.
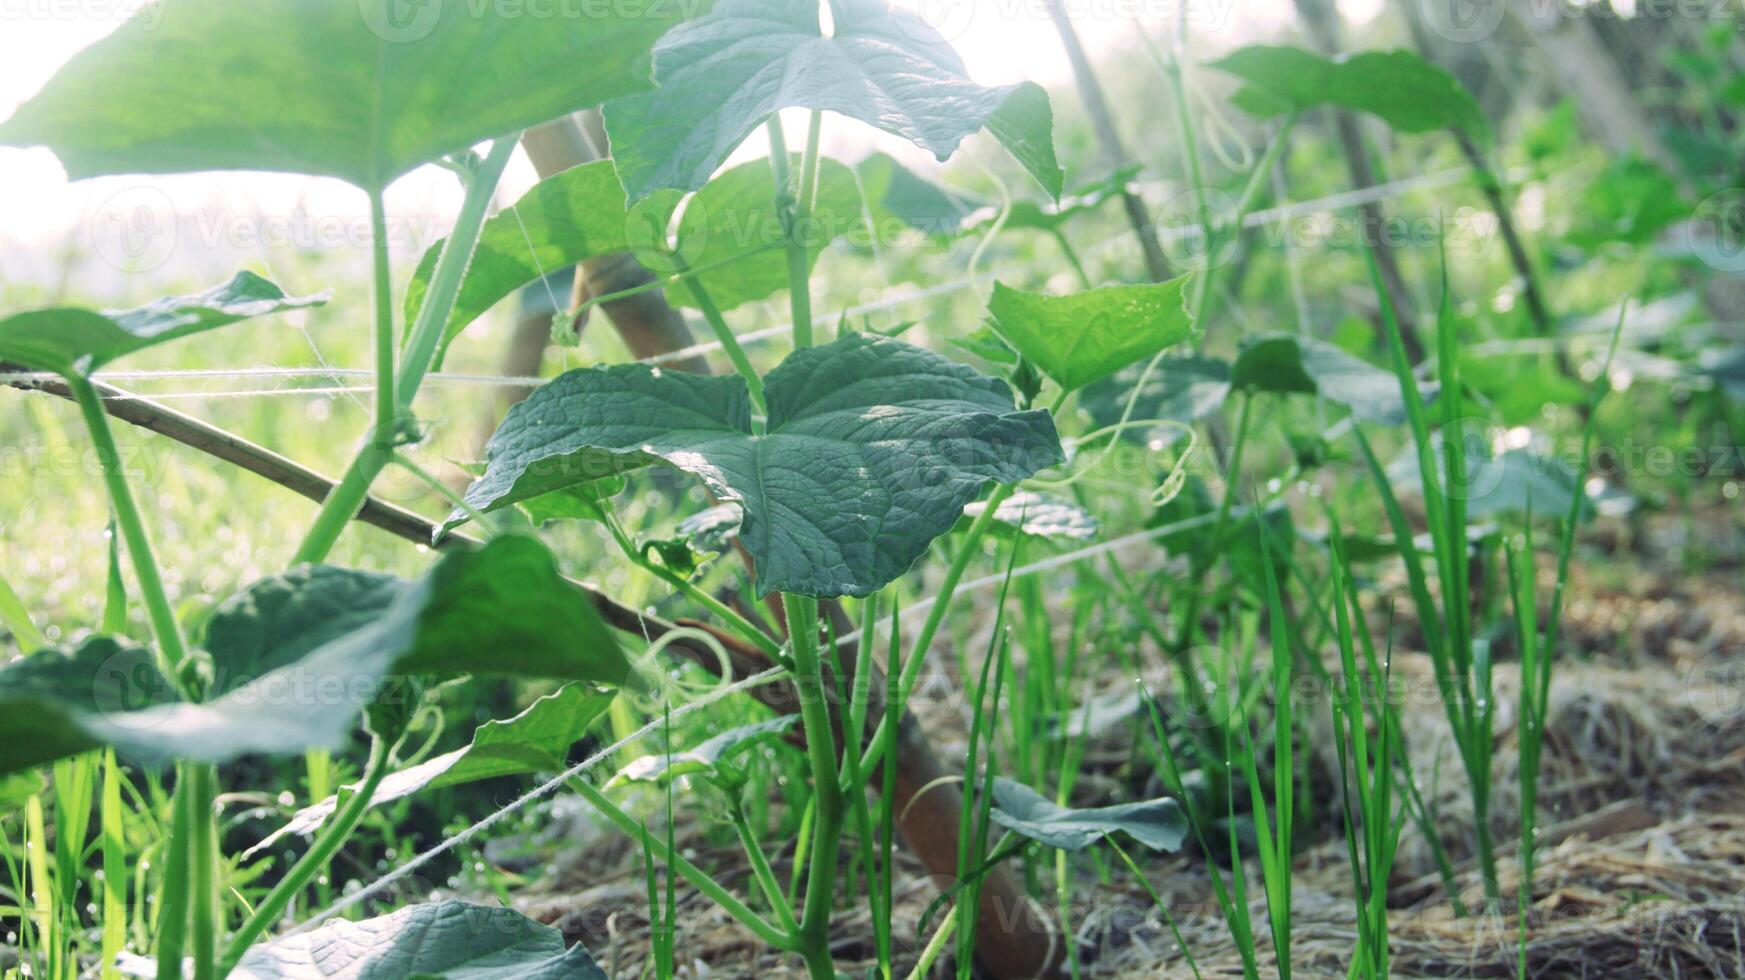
[229, 901, 607, 979]
[0, 272, 326, 377]
[0, 638, 176, 775]
[1209, 46, 1491, 144]
[988, 777, 1188, 852]
[457, 333, 1063, 597]
[0, 538, 629, 775]
[607, 715, 799, 788]
[985, 277, 1197, 393]
[1231, 333, 1430, 426]
[857, 151, 983, 242]
[250, 684, 616, 855]
[403, 161, 631, 361]
[407, 155, 864, 363]
[0, 0, 685, 188]
[206, 535, 628, 692]
[601, 0, 1062, 202]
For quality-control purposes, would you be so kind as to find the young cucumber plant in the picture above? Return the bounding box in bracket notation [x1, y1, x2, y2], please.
[0, 0, 1213, 977]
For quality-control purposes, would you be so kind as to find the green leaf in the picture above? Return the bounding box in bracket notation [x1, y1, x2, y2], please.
[602, 0, 1062, 202]
[0, 272, 326, 376]
[626, 154, 866, 311]
[517, 476, 628, 530]
[1385, 433, 1632, 521]
[963, 165, 1137, 236]
[1209, 46, 1491, 144]
[208, 536, 629, 692]
[404, 161, 631, 361]
[0, 538, 630, 774]
[407, 155, 864, 362]
[607, 715, 798, 788]
[0, 0, 685, 189]
[1080, 356, 1232, 445]
[251, 685, 615, 855]
[231, 900, 607, 979]
[1231, 333, 1428, 426]
[459, 333, 1063, 597]
[857, 151, 981, 242]
[963, 491, 1098, 541]
[674, 503, 745, 554]
[988, 777, 1187, 852]
[0, 638, 178, 775]
[985, 277, 1197, 393]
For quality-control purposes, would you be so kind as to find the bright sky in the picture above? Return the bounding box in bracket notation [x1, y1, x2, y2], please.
[0, 0, 1381, 288]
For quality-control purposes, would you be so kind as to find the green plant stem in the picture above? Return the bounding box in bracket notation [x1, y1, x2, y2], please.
[1190, 111, 1298, 326]
[188, 765, 218, 980]
[787, 110, 823, 348]
[728, 799, 801, 935]
[294, 137, 519, 565]
[67, 374, 192, 685]
[569, 778, 798, 951]
[219, 736, 391, 974]
[153, 771, 193, 980]
[1051, 228, 1093, 289]
[1170, 389, 1254, 655]
[598, 503, 781, 657]
[784, 593, 844, 980]
[674, 259, 768, 420]
[368, 190, 396, 436]
[905, 914, 958, 980]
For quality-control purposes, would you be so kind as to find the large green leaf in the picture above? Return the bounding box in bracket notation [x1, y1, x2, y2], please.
[607, 715, 799, 788]
[0, 0, 684, 188]
[0, 272, 326, 376]
[988, 777, 1187, 852]
[230, 901, 607, 979]
[985, 278, 1197, 393]
[1231, 333, 1429, 426]
[0, 538, 628, 775]
[207, 536, 629, 691]
[1209, 46, 1490, 144]
[601, 0, 1062, 202]
[458, 332, 1063, 597]
[252, 685, 615, 855]
[0, 638, 176, 776]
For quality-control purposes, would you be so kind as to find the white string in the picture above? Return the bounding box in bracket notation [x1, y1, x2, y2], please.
[288, 663, 788, 935]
